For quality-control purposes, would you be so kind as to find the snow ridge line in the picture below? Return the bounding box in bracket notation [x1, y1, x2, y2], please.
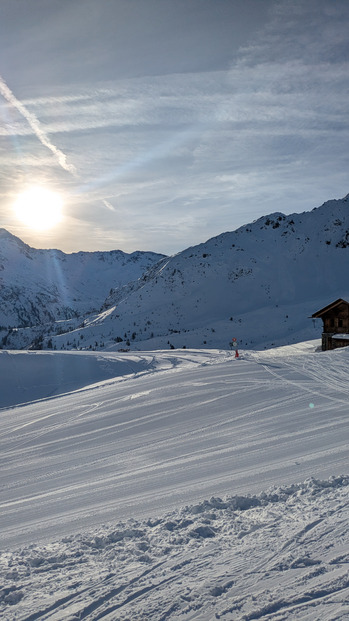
[180, 474, 349, 517]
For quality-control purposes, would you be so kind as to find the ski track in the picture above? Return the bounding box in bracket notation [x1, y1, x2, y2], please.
[0, 346, 348, 619]
[0, 477, 348, 620]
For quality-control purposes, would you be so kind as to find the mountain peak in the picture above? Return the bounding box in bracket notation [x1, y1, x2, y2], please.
[0, 228, 31, 248]
[0, 228, 19, 240]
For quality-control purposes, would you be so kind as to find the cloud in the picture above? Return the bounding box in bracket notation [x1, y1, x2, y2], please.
[1, 0, 349, 255]
[102, 199, 116, 212]
[0, 75, 77, 176]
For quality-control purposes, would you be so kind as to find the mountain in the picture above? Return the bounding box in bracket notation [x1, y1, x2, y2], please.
[2, 194, 349, 351]
[0, 229, 165, 329]
[52, 194, 349, 351]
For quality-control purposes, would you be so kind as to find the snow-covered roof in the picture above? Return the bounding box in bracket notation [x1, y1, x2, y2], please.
[332, 333, 349, 340]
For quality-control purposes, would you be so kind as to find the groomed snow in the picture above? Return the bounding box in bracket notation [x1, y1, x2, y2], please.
[0, 342, 348, 619]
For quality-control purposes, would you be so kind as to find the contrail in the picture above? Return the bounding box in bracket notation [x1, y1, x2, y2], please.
[0, 74, 77, 177]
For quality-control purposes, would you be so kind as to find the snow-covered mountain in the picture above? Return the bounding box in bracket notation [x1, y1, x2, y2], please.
[48, 194, 349, 351]
[2, 194, 349, 351]
[0, 228, 164, 328]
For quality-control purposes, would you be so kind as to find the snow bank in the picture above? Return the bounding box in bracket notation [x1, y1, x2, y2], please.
[1, 476, 348, 620]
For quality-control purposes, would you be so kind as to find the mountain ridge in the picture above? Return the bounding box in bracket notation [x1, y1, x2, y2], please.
[1, 193, 349, 350]
[0, 231, 165, 329]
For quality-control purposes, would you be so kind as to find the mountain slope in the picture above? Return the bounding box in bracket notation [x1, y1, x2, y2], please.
[0, 229, 165, 328]
[49, 194, 349, 351]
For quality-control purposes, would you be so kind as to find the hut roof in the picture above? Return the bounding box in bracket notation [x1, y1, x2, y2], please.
[311, 298, 349, 319]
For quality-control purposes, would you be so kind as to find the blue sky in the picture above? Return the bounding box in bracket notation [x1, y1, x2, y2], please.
[0, 0, 348, 254]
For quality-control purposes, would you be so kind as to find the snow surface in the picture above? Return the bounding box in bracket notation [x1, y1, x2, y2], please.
[0, 342, 348, 619]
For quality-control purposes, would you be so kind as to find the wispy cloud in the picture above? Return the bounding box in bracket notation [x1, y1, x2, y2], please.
[1, 0, 349, 255]
[102, 199, 115, 212]
[0, 75, 77, 176]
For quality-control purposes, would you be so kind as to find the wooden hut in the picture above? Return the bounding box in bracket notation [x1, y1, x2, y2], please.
[311, 298, 349, 351]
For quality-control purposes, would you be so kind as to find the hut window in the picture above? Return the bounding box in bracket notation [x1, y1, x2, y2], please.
[338, 318, 343, 327]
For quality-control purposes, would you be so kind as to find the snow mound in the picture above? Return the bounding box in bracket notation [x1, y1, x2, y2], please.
[1, 475, 348, 620]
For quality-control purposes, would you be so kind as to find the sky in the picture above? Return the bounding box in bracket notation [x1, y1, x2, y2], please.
[0, 0, 348, 255]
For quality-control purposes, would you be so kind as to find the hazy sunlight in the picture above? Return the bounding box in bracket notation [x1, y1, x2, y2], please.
[14, 186, 63, 230]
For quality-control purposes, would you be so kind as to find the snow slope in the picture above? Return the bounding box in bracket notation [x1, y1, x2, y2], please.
[1, 477, 348, 620]
[0, 228, 164, 328]
[43, 193, 349, 352]
[0, 350, 156, 409]
[0, 343, 348, 619]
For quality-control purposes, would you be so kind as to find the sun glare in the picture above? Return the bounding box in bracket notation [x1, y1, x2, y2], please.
[14, 187, 63, 230]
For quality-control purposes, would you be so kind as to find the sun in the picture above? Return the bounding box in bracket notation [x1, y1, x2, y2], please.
[14, 186, 63, 230]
